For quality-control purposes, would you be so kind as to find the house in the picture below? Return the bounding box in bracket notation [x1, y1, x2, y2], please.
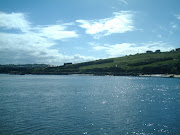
[64, 63, 72, 66]
[155, 50, 161, 53]
[146, 50, 153, 53]
[176, 48, 180, 51]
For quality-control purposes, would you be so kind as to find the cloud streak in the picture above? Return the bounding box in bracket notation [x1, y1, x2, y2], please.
[121, 0, 128, 5]
[33, 24, 78, 40]
[92, 42, 174, 57]
[76, 11, 134, 38]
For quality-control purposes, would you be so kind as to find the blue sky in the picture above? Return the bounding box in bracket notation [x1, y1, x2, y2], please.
[0, 0, 180, 65]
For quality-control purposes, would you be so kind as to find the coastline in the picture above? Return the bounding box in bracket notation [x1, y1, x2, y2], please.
[139, 74, 180, 78]
[1, 73, 180, 78]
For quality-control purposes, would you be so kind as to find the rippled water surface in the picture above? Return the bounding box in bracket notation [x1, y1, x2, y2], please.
[0, 74, 179, 135]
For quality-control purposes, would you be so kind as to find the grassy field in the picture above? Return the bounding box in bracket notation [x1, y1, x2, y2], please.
[1, 50, 179, 75]
[63, 50, 180, 74]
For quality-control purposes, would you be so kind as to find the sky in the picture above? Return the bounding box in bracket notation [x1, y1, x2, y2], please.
[0, 0, 180, 65]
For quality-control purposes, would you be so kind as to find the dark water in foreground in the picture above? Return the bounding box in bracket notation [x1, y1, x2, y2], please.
[0, 74, 179, 135]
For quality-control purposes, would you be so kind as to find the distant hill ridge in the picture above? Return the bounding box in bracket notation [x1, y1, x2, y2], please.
[0, 49, 180, 75]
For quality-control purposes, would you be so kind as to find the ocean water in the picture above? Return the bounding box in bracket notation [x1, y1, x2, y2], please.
[0, 74, 179, 135]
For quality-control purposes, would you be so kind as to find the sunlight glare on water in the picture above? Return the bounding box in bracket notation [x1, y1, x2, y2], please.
[0, 74, 179, 135]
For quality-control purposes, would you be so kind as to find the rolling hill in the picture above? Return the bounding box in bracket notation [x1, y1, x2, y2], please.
[41, 49, 180, 75]
[0, 49, 180, 76]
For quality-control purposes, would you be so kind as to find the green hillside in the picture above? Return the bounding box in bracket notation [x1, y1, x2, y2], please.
[0, 49, 180, 75]
[42, 49, 180, 75]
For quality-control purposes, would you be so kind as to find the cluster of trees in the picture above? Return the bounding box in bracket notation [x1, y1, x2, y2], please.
[0, 64, 49, 74]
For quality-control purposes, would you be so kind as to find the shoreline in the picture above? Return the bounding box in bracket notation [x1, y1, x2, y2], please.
[1, 73, 180, 78]
[139, 74, 180, 78]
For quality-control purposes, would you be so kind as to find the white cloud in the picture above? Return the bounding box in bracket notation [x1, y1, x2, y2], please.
[0, 11, 79, 40]
[175, 14, 180, 20]
[170, 22, 178, 29]
[0, 12, 95, 65]
[0, 32, 95, 65]
[76, 11, 134, 38]
[71, 54, 96, 63]
[92, 42, 174, 57]
[0, 12, 31, 32]
[37, 25, 78, 40]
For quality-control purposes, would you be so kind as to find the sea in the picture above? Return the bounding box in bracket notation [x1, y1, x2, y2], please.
[0, 74, 179, 135]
